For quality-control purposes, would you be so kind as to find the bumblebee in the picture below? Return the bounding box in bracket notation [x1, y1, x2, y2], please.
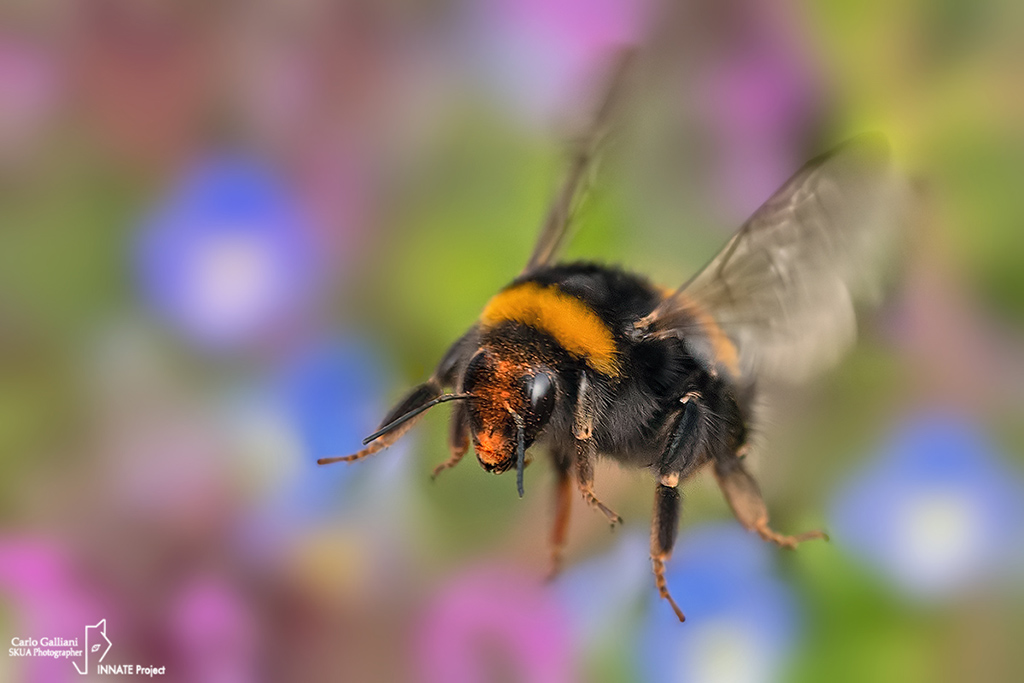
[319, 60, 904, 622]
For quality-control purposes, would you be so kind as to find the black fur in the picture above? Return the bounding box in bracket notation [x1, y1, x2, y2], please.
[373, 261, 753, 571]
[388, 262, 751, 485]
[427, 262, 752, 474]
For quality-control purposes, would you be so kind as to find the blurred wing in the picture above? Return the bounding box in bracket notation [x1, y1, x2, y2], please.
[522, 51, 634, 273]
[642, 134, 907, 383]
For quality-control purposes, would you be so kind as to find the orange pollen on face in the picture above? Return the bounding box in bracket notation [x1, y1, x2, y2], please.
[474, 428, 509, 466]
[479, 282, 620, 376]
[470, 357, 522, 466]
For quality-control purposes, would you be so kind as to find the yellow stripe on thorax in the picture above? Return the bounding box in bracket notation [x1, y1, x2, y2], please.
[480, 282, 621, 376]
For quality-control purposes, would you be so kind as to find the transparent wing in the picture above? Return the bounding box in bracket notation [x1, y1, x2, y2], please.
[641, 134, 908, 383]
[522, 51, 634, 274]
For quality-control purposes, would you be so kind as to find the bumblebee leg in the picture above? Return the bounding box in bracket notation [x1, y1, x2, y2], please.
[547, 458, 573, 580]
[657, 391, 715, 481]
[575, 438, 622, 526]
[650, 481, 685, 622]
[572, 371, 621, 526]
[431, 400, 470, 480]
[712, 453, 829, 549]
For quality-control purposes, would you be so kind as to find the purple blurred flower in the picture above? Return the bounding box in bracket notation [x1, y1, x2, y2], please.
[830, 412, 1024, 599]
[135, 156, 320, 350]
[467, 0, 650, 123]
[701, 50, 818, 219]
[169, 576, 257, 683]
[701, 45, 817, 148]
[0, 35, 61, 165]
[693, 5, 822, 221]
[0, 541, 262, 683]
[0, 539, 113, 683]
[641, 525, 800, 683]
[416, 564, 575, 683]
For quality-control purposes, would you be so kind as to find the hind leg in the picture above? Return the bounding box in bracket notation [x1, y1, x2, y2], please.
[643, 392, 718, 623]
[713, 451, 828, 549]
[650, 482, 685, 622]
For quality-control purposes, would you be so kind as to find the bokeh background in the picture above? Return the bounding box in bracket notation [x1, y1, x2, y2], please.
[1, 0, 1023, 682]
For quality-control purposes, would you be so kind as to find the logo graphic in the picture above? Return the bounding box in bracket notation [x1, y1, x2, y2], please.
[72, 619, 111, 675]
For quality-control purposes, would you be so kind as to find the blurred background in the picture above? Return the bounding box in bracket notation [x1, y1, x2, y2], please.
[1, 0, 1022, 681]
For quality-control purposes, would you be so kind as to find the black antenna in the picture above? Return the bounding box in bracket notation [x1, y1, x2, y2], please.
[362, 394, 473, 445]
[511, 410, 527, 498]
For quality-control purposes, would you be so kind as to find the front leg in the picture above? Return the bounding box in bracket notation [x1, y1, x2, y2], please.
[431, 400, 470, 480]
[575, 437, 622, 526]
[713, 452, 828, 549]
[573, 371, 621, 526]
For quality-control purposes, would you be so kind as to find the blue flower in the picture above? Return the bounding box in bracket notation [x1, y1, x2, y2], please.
[640, 524, 800, 683]
[556, 532, 650, 647]
[222, 336, 421, 573]
[245, 337, 389, 524]
[829, 411, 1024, 599]
[135, 156, 319, 349]
[278, 339, 387, 468]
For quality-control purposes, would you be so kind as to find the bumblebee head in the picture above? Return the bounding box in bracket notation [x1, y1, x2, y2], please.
[461, 348, 557, 488]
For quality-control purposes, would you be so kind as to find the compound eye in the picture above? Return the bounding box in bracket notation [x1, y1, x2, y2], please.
[525, 371, 556, 425]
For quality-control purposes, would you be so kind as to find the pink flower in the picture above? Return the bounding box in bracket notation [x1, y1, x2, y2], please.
[416, 564, 575, 683]
[468, 0, 651, 124]
[169, 577, 258, 683]
[0, 35, 61, 165]
[0, 538, 112, 683]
